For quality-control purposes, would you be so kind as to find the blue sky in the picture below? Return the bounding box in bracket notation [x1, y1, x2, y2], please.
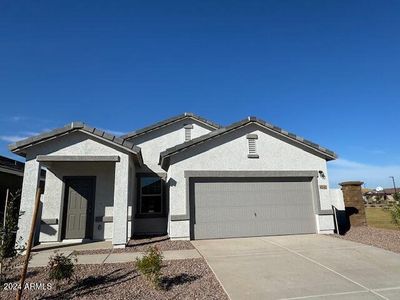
[0, 1, 399, 188]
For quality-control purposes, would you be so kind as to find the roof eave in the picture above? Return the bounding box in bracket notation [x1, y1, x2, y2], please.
[121, 113, 221, 140]
[136, 150, 144, 167]
[158, 118, 338, 169]
[8, 122, 143, 166]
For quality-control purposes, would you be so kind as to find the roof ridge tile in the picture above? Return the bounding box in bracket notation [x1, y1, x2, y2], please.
[121, 113, 221, 139]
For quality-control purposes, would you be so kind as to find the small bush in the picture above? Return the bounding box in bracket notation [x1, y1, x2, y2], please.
[48, 251, 77, 281]
[390, 204, 400, 227]
[0, 190, 25, 284]
[135, 246, 163, 288]
[0, 190, 22, 259]
[393, 192, 400, 204]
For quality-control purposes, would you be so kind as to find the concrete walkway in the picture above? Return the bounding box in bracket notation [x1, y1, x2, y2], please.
[32, 240, 113, 252]
[193, 234, 400, 300]
[28, 249, 201, 267]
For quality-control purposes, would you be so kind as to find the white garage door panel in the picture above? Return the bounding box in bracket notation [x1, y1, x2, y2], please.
[191, 178, 317, 239]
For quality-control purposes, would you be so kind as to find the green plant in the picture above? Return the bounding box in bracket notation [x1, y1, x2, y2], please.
[393, 192, 400, 203]
[0, 190, 26, 283]
[48, 251, 77, 281]
[390, 204, 400, 227]
[135, 246, 163, 288]
[0, 190, 22, 259]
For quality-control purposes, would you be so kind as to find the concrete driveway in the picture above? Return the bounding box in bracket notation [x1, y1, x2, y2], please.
[192, 235, 400, 300]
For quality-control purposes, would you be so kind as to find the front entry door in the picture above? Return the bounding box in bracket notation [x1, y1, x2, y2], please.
[63, 177, 95, 239]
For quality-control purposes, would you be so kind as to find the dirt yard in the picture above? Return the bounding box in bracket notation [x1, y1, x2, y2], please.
[334, 226, 400, 254]
[1, 258, 228, 299]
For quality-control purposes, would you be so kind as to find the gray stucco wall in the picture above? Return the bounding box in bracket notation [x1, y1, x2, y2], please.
[17, 131, 134, 245]
[166, 123, 334, 239]
[17, 158, 41, 247]
[112, 152, 131, 245]
[128, 119, 214, 173]
[39, 162, 121, 242]
[126, 119, 214, 235]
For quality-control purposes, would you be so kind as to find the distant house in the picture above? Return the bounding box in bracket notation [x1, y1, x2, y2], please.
[363, 188, 398, 204]
[0, 155, 45, 222]
[382, 188, 399, 195]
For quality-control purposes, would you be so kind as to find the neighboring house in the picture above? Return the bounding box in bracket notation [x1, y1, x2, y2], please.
[364, 188, 399, 204]
[9, 113, 339, 247]
[0, 155, 45, 222]
[382, 188, 399, 195]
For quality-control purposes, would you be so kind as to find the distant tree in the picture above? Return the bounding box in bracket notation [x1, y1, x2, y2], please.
[390, 204, 400, 227]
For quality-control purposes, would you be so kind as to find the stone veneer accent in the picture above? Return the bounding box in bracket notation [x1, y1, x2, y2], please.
[339, 181, 367, 227]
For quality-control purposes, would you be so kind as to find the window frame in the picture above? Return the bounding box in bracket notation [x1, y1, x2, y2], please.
[136, 173, 166, 218]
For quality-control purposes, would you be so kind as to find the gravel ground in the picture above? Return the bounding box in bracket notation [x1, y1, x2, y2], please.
[74, 236, 194, 255]
[1, 258, 228, 300]
[333, 226, 400, 254]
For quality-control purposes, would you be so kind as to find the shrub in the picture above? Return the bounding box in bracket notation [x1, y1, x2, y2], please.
[135, 246, 163, 288]
[0, 190, 22, 259]
[0, 190, 26, 284]
[393, 192, 400, 204]
[48, 251, 77, 281]
[390, 204, 400, 227]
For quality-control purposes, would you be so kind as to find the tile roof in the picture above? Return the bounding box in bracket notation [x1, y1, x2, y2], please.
[159, 116, 337, 169]
[121, 112, 221, 140]
[9, 122, 143, 165]
[0, 155, 25, 173]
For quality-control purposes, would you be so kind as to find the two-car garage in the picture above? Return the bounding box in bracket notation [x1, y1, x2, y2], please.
[189, 175, 318, 240]
[160, 118, 337, 240]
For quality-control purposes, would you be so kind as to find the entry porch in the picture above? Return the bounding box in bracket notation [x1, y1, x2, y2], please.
[19, 155, 133, 247]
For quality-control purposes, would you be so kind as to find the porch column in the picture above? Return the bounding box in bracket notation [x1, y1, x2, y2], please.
[112, 155, 129, 247]
[339, 181, 367, 227]
[16, 158, 41, 249]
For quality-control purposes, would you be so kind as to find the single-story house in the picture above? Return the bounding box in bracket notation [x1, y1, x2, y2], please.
[363, 188, 399, 204]
[10, 113, 339, 247]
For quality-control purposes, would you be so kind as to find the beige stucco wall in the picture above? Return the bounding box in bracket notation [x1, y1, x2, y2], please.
[167, 123, 334, 239]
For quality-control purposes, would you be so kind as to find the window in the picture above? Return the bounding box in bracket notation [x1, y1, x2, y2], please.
[247, 134, 259, 158]
[139, 176, 163, 215]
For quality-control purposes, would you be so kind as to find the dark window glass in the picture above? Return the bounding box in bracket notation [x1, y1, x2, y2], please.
[141, 195, 162, 213]
[139, 176, 163, 214]
[141, 177, 162, 195]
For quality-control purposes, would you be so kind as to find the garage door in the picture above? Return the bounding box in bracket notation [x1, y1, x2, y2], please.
[190, 177, 317, 239]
